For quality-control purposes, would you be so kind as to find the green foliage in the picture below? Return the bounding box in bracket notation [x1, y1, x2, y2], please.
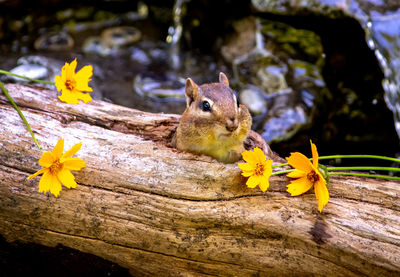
[260, 19, 323, 63]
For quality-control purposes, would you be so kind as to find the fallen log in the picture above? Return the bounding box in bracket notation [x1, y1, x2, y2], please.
[0, 84, 399, 276]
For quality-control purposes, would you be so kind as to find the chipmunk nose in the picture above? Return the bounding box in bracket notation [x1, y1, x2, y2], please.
[226, 117, 238, 132]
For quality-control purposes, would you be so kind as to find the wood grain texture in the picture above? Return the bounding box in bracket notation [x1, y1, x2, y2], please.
[0, 84, 399, 276]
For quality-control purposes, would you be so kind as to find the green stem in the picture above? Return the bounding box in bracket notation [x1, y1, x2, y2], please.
[318, 155, 400, 163]
[318, 163, 328, 172]
[318, 163, 330, 183]
[327, 166, 400, 172]
[272, 162, 288, 168]
[0, 69, 54, 85]
[328, 171, 400, 181]
[272, 169, 294, 176]
[0, 80, 43, 151]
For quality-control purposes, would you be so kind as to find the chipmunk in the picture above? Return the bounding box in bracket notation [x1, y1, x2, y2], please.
[172, 72, 252, 163]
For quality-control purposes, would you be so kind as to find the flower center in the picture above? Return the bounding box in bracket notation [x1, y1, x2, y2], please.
[255, 162, 265, 176]
[49, 160, 63, 174]
[307, 170, 320, 183]
[65, 79, 76, 91]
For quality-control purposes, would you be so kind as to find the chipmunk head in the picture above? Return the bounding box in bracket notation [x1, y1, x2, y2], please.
[174, 72, 252, 163]
[184, 72, 240, 137]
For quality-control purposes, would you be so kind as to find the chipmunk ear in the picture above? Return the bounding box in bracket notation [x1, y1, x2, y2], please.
[219, 72, 229, 87]
[185, 78, 199, 107]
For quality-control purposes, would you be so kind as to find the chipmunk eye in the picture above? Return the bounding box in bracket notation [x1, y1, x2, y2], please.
[200, 100, 211, 112]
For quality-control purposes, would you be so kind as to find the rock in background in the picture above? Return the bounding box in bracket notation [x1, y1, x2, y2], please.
[248, 0, 400, 157]
[183, 0, 400, 157]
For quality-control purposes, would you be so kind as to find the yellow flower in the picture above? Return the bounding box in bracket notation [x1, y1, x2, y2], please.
[238, 147, 273, 192]
[27, 139, 86, 197]
[54, 58, 93, 104]
[286, 140, 329, 212]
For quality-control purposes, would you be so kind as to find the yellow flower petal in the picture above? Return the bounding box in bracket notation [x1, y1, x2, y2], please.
[238, 162, 253, 172]
[241, 149, 257, 165]
[61, 157, 86, 171]
[318, 168, 326, 181]
[57, 168, 77, 189]
[310, 140, 319, 169]
[286, 152, 313, 173]
[61, 62, 68, 83]
[74, 90, 92, 103]
[54, 75, 64, 92]
[27, 168, 48, 180]
[253, 147, 266, 163]
[38, 171, 51, 193]
[286, 176, 313, 196]
[238, 162, 254, 177]
[52, 139, 64, 159]
[38, 152, 56, 168]
[61, 142, 82, 159]
[67, 58, 77, 80]
[58, 91, 79, 104]
[49, 182, 62, 198]
[39, 171, 62, 197]
[241, 170, 253, 177]
[287, 169, 305, 178]
[246, 175, 260, 189]
[263, 160, 273, 177]
[314, 179, 329, 213]
[258, 175, 270, 192]
[75, 65, 93, 92]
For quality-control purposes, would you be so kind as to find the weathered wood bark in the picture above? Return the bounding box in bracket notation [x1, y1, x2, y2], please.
[0, 84, 399, 276]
